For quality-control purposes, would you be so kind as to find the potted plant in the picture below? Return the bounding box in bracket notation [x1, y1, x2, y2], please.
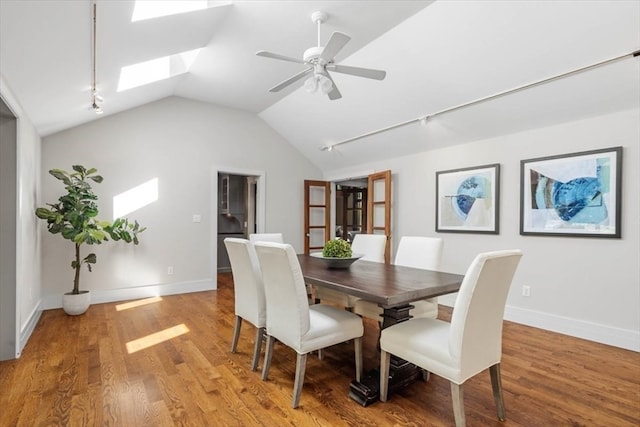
[35, 165, 146, 315]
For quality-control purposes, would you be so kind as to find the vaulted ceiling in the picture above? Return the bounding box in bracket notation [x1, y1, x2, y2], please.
[1, 1, 638, 171]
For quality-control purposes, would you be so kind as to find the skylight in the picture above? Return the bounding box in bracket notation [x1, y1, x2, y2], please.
[132, 1, 208, 22]
[131, 0, 233, 22]
[117, 49, 201, 92]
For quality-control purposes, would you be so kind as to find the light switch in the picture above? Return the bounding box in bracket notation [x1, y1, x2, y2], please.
[192, 214, 201, 223]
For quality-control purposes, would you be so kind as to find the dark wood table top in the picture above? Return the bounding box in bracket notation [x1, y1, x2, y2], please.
[298, 254, 464, 308]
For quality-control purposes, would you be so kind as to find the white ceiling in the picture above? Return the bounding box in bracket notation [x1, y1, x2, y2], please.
[1, 1, 638, 171]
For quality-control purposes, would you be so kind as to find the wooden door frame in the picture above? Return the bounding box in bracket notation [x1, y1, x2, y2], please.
[304, 180, 330, 254]
[367, 170, 392, 264]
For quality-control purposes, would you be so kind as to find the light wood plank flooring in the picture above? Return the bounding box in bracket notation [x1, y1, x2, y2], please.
[1, 273, 639, 426]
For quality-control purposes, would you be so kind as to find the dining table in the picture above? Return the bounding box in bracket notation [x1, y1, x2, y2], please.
[298, 254, 465, 406]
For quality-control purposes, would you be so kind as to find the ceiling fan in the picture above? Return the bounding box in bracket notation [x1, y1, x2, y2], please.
[256, 11, 387, 100]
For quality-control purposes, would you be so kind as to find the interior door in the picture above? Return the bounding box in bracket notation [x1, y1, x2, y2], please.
[366, 170, 392, 264]
[304, 180, 330, 254]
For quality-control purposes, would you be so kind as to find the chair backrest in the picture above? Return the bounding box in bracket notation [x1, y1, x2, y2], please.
[223, 238, 266, 327]
[350, 234, 386, 263]
[449, 250, 523, 381]
[249, 233, 284, 244]
[394, 236, 443, 270]
[254, 242, 310, 349]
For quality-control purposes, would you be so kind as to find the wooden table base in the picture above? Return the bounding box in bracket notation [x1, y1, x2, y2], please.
[349, 304, 420, 406]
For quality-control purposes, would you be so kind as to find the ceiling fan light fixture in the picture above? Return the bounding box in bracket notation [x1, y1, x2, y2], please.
[318, 75, 333, 94]
[305, 74, 333, 95]
[304, 75, 319, 93]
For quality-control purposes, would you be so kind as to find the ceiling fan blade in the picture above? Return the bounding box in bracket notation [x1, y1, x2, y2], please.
[269, 67, 313, 92]
[327, 64, 386, 80]
[324, 73, 342, 100]
[256, 50, 305, 64]
[319, 32, 351, 63]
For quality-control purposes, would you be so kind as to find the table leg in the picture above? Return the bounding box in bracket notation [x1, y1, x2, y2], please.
[349, 304, 421, 406]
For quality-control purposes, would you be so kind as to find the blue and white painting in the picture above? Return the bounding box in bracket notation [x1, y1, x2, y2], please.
[521, 148, 621, 236]
[437, 165, 498, 233]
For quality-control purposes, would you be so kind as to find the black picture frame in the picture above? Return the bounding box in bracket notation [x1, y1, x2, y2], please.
[520, 146, 622, 238]
[436, 164, 500, 234]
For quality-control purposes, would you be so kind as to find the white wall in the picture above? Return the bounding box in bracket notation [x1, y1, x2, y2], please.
[325, 108, 640, 351]
[40, 96, 322, 307]
[0, 75, 42, 358]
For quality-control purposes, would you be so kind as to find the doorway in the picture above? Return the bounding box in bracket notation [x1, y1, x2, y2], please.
[334, 178, 368, 242]
[0, 96, 17, 360]
[217, 172, 258, 272]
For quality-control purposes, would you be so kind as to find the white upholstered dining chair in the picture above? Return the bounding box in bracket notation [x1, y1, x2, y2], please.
[249, 233, 284, 244]
[224, 237, 266, 371]
[353, 236, 443, 321]
[315, 233, 387, 307]
[254, 241, 364, 408]
[379, 250, 523, 427]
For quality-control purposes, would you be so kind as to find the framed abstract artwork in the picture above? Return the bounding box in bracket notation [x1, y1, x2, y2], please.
[520, 146, 622, 238]
[436, 164, 500, 234]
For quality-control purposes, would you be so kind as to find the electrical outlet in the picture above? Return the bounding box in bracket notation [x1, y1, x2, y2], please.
[167, 266, 174, 275]
[522, 285, 531, 297]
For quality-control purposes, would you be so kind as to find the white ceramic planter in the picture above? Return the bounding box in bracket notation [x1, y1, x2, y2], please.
[62, 290, 91, 315]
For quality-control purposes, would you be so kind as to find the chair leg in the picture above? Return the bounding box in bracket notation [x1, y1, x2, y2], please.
[354, 337, 363, 382]
[450, 382, 466, 427]
[490, 363, 506, 421]
[261, 335, 275, 381]
[421, 369, 431, 382]
[251, 327, 265, 371]
[230, 315, 242, 353]
[317, 348, 323, 360]
[380, 349, 391, 402]
[292, 353, 308, 408]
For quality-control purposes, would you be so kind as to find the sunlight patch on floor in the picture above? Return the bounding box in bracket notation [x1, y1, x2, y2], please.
[126, 323, 190, 354]
[116, 296, 163, 312]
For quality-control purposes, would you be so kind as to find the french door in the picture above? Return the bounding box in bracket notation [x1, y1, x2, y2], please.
[304, 171, 392, 262]
[367, 170, 392, 264]
[303, 180, 330, 254]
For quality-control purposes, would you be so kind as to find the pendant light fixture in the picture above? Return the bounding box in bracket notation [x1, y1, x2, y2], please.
[91, 0, 103, 114]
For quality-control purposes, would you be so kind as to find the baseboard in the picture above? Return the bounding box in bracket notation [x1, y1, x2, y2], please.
[504, 305, 639, 352]
[438, 297, 639, 352]
[39, 279, 216, 311]
[18, 305, 42, 358]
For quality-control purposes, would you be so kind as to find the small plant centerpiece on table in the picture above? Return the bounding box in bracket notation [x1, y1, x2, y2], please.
[314, 238, 360, 269]
[322, 238, 353, 258]
[35, 165, 146, 315]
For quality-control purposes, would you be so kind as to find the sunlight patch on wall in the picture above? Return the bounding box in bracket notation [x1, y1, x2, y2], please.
[116, 296, 163, 311]
[113, 177, 158, 220]
[126, 324, 190, 353]
[117, 49, 201, 92]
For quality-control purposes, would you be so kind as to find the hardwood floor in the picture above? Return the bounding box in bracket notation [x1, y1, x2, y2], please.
[1, 273, 639, 426]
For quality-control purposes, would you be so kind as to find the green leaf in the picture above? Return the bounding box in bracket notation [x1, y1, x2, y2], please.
[84, 253, 97, 264]
[89, 175, 103, 183]
[88, 229, 107, 242]
[72, 165, 86, 174]
[35, 208, 53, 219]
[49, 169, 71, 185]
[86, 168, 98, 175]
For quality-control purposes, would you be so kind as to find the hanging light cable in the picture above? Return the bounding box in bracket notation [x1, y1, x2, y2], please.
[91, 0, 103, 114]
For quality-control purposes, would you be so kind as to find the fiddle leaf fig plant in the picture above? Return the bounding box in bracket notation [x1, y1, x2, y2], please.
[35, 165, 146, 295]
